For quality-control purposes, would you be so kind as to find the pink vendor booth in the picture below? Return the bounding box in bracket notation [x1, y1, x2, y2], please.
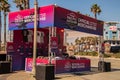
[8, 5, 103, 74]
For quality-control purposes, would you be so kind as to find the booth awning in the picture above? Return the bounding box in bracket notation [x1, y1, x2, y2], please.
[9, 5, 103, 35]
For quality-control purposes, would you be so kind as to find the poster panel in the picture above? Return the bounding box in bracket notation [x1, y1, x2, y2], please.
[54, 6, 103, 35]
[50, 37, 58, 49]
[9, 5, 54, 30]
[55, 59, 90, 73]
[25, 58, 90, 74]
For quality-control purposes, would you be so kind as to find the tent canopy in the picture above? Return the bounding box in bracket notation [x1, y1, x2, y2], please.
[9, 5, 103, 35]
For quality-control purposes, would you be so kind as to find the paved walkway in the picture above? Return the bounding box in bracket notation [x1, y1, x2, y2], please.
[0, 56, 120, 80]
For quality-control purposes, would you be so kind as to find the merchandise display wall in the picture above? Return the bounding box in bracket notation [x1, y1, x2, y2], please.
[7, 28, 64, 71]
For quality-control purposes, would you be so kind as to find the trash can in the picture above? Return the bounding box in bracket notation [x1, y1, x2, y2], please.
[105, 62, 111, 72]
[36, 64, 54, 80]
[98, 61, 111, 72]
[0, 61, 11, 74]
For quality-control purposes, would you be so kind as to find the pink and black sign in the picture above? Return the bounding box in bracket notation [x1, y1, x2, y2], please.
[9, 5, 103, 35]
[9, 5, 54, 30]
[25, 58, 90, 74]
[54, 6, 103, 35]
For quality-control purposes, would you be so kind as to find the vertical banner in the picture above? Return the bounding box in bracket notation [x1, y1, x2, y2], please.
[50, 37, 58, 49]
[50, 37, 58, 54]
[7, 42, 14, 53]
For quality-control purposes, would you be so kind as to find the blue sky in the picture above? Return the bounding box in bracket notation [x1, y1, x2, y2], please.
[1, 0, 120, 42]
[9, 0, 120, 22]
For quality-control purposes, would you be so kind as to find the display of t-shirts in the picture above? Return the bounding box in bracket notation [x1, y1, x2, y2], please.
[37, 31, 44, 43]
[21, 29, 29, 42]
[28, 30, 33, 42]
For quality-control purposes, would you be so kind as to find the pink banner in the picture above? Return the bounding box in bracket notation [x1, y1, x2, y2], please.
[9, 5, 54, 30]
[9, 5, 103, 35]
[25, 58, 90, 73]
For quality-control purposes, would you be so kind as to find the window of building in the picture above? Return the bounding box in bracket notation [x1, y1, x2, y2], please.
[112, 36, 116, 40]
[112, 41, 115, 44]
[117, 41, 120, 45]
[106, 36, 108, 40]
[112, 32, 117, 34]
[106, 32, 108, 34]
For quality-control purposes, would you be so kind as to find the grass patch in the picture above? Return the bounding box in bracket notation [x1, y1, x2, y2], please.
[75, 52, 120, 58]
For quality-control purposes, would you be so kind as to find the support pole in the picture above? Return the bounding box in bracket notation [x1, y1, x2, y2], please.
[48, 27, 52, 64]
[32, 0, 38, 79]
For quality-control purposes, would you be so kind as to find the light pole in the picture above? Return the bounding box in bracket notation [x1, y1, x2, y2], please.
[32, 0, 38, 79]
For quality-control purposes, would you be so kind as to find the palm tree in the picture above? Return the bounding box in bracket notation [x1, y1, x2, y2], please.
[13, 0, 23, 10]
[91, 4, 101, 19]
[75, 37, 80, 45]
[13, 0, 30, 10]
[1, 0, 10, 51]
[25, 0, 29, 9]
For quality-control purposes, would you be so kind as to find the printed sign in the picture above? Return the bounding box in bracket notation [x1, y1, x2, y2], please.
[9, 5, 54, 30]
[25, 58, 90, 74]
[54, 6, 103, 35]
[50, 37, 58, 49]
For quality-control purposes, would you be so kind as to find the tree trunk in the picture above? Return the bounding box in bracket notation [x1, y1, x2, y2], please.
[94, 13, 97, 19]
[25, 0, 29, 9]
[4, 11, 7, 51]
[0, 11, 1, 51]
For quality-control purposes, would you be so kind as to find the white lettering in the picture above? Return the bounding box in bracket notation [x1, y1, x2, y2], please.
[78, 18, 97, 30]
[71, 63, 85, 69]
[14, 13, 46, 24]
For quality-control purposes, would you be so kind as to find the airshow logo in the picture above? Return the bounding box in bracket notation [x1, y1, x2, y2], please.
[15, 14, 24, 25]
[14, 14, 27, 29]
[66, 13, 77, 29]
[51, 41, 57, 48]
[64, 61, 71, 71]
[7, 44, 14, 52]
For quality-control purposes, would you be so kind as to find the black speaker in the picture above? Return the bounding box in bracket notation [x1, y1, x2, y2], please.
[36, 65, 54, 80]
[105, 62, 111, 72]
[0, 54, 6, 61]
[0, 61, 11, 74]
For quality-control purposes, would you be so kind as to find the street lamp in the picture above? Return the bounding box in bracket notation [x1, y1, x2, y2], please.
[32, 0, 38, 79]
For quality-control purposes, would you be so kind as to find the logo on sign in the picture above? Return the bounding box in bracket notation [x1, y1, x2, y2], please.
[66, 13, 77, 29]
[109, 26, 117, 31]
[51, 41, 57, 47]
[64, 62, 71, 71]
[51, 37, 58, 49]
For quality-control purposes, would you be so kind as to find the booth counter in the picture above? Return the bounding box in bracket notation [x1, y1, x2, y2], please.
[25, 57, 90, 74]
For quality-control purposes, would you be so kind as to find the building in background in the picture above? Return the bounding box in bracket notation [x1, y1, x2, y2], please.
[104, 21, 120, 53]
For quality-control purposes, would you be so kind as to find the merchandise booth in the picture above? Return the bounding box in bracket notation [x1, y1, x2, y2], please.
[7, 5, 103, 73]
